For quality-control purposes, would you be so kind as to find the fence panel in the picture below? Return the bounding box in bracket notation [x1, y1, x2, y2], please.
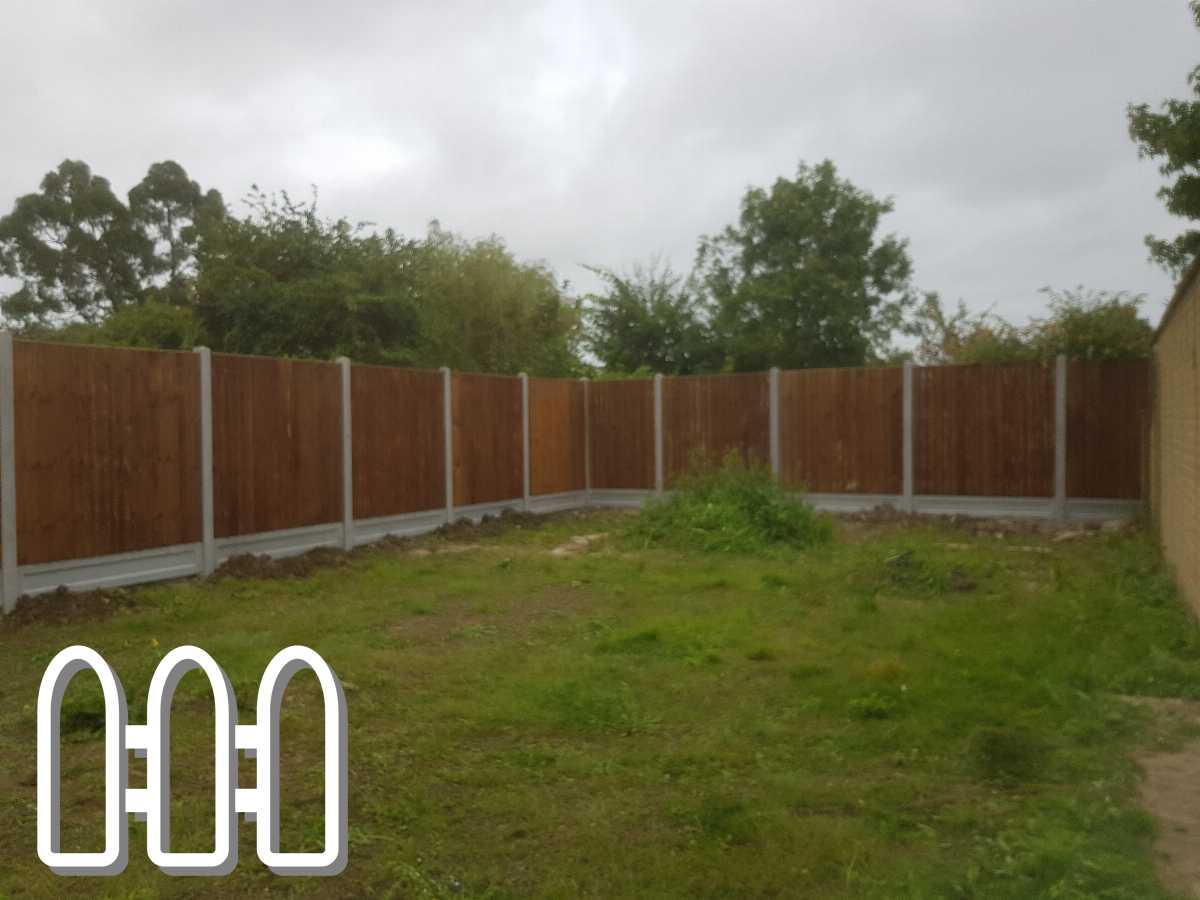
[13, 341, 202, 566]
[529, 378, 585, 495]
[663, 373, 769, 484]
[351, 364, 445, 518]
[779, 367, 902, 494]
[588, 379, 655, 490]
[452, 372, 523, 506]
[1067, 359, 1151, 500]
[212, 354, 342, 538]
[915, 363, 1055, 497]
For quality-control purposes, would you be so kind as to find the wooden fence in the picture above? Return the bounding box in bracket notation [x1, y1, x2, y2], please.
[0, 337, 1153, 610]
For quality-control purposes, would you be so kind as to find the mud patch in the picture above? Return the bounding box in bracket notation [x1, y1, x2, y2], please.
[1, 585, 140, 630]
[1130, 696, 1200, 898]
[549, 533, 608, 557]
[213, 546, 352, 581]
[437, 508, 548, 540]
[836, 504, 1136, 542]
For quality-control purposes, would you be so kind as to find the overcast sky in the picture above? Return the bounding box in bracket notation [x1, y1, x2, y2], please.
[1, 0, 1196, 324]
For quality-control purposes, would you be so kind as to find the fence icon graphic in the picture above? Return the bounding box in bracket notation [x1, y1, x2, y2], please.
[36, 645, 348, 877]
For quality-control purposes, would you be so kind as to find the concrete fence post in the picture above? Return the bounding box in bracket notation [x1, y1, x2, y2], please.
[654, 373, 664, 495]
[520, 372, 531, 511]
[0, 332, 18, 612]
[581, 377, 592, 504]
[441, 367, 454, 524]
[338, 357, 354, 550]
[196, 347, 216, 575]
[1053, 354, 1068, 521]
[768, 367, 781, 480]
[902, 361, 915, 513]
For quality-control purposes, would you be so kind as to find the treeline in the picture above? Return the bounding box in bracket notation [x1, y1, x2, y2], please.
[0, 161, 580, 374]
[0, 158, 1155, 375]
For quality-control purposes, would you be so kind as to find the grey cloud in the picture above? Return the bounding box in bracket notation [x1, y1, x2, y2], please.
[0, 0, 1193, 324]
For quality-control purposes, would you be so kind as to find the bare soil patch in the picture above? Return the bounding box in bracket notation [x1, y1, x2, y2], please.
[0, 584, 139, 630]
[1130, 696, 1200, 898]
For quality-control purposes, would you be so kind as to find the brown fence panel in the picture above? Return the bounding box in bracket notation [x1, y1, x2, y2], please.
[588, 379, 655, 490]
[779, 367, 902, 494]
[1067, 360, 1151, 500]
[14, 341, 201, 565]
[452, 373, 522, 506]
[352, 365, 445, 518]
[663, 373, 769, 484]
[529, 378, 585, 495]
[213, 354, 342, 538]
[915, 363, 1055, 497]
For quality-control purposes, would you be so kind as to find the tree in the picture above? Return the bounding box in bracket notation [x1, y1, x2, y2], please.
[128, 161, 224, 305]
[194, 188, 424, 362]
[0, 159, 147, 325]
[1128, 1, 1200, 277]
[907, 288, 1153, 365]
[907, 293, 1032, 365]
[411, 224, 581, 376]
[1028, 287, 1155, 361]
[584, 260, 722, 374]
[698, 159, 914, 371]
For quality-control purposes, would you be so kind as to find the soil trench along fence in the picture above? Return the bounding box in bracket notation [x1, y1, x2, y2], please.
[0, 335, 1151, 611]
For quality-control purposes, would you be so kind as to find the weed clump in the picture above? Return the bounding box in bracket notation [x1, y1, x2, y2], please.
[626, 453, 833, 554]
[968, 725, 1049, 784]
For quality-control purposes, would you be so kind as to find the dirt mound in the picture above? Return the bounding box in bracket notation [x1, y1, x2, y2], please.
[1, 585, 139, 630]
[437, 508, 545, 540]
[213, 545, 352, 581]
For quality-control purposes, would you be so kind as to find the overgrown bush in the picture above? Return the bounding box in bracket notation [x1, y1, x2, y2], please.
[625, 453, 833, 554]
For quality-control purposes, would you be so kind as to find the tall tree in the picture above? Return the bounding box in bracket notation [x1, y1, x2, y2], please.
[0, 160, 146, 325]
[128, 161, 224, 305]
[194, 188, 424, 362]
[1128, 1, 1200, 277]
[584, 261, 722, 374]
[698, 159, 914, 371]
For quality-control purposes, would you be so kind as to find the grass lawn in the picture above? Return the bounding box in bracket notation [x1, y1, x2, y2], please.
[1, 509, 1198, 899]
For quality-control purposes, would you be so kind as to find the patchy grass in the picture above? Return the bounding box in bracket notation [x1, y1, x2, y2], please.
[0, 510, 1196, 898]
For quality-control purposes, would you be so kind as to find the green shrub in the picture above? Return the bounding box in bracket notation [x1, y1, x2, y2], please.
[625, 453, 833, 554]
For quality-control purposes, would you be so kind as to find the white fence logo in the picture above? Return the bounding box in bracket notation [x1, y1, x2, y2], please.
[37, 645, 348, 877]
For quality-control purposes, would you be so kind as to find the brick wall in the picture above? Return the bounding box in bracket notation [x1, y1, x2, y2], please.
[1153, 264, 1200, 613]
